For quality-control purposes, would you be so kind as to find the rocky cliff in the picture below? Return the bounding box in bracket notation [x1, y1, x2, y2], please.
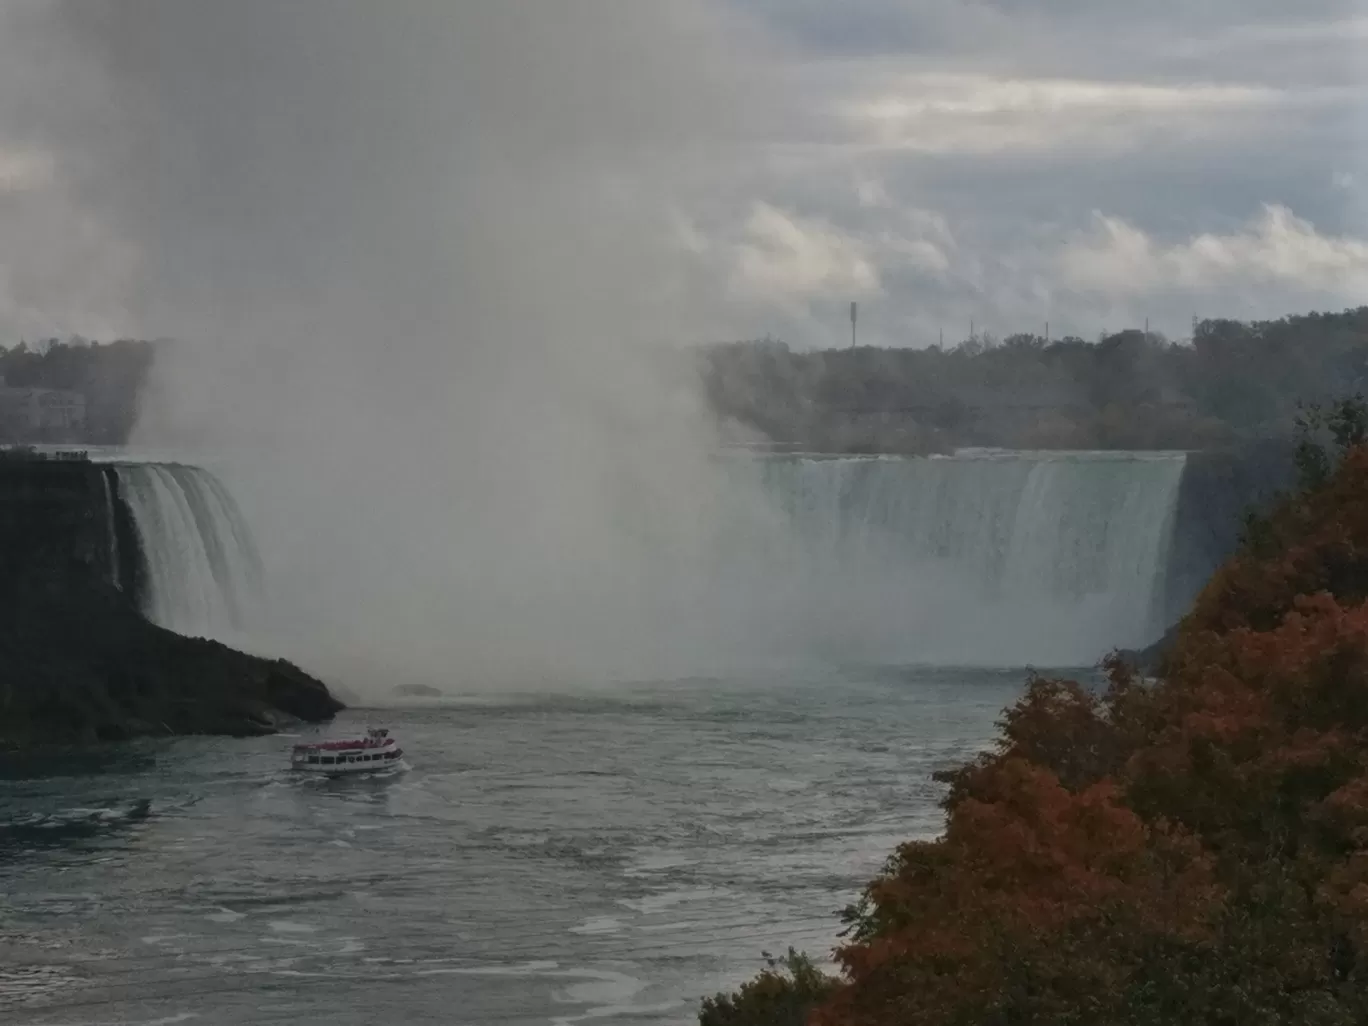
[1157, 440, 1296, 627]
[0, 456, 342, 748]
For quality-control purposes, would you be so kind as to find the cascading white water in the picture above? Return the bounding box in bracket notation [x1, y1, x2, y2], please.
[99, 468, 121, 592]
[113, 463, 261, 640]
[106, 450, 1185, 673]
[740, 450, 1187, 667]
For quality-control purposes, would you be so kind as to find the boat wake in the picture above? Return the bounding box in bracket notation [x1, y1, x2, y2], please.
[0, 799, 153, 852]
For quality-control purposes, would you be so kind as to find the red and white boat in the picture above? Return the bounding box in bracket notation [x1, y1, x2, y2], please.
[290, 728, 404, 775]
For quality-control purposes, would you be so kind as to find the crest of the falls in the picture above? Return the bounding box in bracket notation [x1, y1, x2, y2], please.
[113, 463, 262, 640]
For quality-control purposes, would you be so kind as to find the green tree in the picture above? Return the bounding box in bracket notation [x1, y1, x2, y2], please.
[699, 950, 838, 1026]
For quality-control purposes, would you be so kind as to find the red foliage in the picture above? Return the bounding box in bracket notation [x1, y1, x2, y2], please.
[1185, 446, 1368, 635]
[809, 446, 1368, 1026]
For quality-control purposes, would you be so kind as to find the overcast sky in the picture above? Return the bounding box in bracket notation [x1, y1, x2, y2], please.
[0, 0, 1365, 350]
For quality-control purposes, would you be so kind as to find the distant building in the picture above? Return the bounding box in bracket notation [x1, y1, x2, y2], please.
[0, 380, 87, 435]
[1156, 385, 1197, 410]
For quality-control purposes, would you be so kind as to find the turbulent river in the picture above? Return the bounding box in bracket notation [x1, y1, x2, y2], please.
[4, 446, 1189, 1023]
[0, 669, 1045, 1026]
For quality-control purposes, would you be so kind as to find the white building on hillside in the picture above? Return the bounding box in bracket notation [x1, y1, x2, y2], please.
[0, 381, 87, 434]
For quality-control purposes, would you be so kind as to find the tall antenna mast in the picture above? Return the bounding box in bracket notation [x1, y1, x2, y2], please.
[850, 301, 857, 349]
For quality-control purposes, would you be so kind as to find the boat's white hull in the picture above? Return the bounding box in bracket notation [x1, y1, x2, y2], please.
[291, 759, 405, 777]
[290, 735, 404, 775]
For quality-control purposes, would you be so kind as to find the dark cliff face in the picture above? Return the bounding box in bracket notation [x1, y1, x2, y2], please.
[0, 459, 342, 749]
[1158, 442, 1296, 628]
[0, 461, 128, 598]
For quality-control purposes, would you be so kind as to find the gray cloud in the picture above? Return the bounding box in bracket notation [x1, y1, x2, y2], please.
[0, 0, 1362, 352]
[676, 0, 1368, 346]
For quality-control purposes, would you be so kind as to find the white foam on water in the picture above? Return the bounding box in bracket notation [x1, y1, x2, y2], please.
[267, 921, 317, 934]
[569, 917, 625, 936]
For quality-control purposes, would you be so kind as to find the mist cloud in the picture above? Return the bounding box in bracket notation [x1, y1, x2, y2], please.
[2, 0, 817, 691]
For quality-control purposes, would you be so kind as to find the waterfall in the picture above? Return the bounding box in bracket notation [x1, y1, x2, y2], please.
[100, 468, 121, 591]
[744, 451, 1187, 667]
[105, 450, 1186, 671]
[113, 463, 262, 640]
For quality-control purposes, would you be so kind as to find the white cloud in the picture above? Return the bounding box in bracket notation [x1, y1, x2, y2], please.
[1164, 16, 1368, 59]
[1060, 204, 1368, 296]
[852, 73, 1269, 119]
[836, 72, 1291, 155]
[0, 0, 1360, 352]
[728, 201, 880, 307]
[0, 147, 54, 192]
[879, 234, 950, 275]
[0, 152, 138, 341]
[854, 173, 890, 208]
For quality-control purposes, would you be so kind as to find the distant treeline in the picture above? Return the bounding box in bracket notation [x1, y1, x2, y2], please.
[0, 338, 153, 444]
[10, 309, 1368, 452]
[699, 308, 1368, 453]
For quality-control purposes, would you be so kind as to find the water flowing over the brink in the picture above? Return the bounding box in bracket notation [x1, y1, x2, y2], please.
[741, 451, 1187, 667]
[104, 449, 1185, 670]
[114, 463, 262, 640]
[99, 469, 121, 591]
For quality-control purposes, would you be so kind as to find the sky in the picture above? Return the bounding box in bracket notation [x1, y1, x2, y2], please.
[0, 0, 1365, 350]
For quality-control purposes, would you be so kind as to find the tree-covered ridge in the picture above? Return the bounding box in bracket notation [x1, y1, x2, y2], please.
[7, 307, 1366, 452]
[702, 408, 1368, 1025]
[0, 337, 154, 444]
[701, 308, 1368, 453]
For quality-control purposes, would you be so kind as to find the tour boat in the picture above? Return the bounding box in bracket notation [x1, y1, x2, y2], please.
[290, 728, 404, 775]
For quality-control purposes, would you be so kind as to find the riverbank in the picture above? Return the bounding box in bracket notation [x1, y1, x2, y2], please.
[0, 583, 342, 750]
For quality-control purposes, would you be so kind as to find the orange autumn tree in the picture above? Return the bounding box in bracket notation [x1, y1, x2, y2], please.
[703, 400, 1368, 1026]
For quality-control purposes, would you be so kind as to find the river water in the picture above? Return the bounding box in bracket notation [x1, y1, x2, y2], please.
[0, 667, 1041, 1025]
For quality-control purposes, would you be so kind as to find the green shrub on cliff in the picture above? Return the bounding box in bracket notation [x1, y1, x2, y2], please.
[699, 951, 837, 1026]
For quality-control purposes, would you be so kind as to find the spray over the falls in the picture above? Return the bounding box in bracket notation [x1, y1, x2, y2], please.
[12, 5, 1186, 690]
[10, 2, 779, 695]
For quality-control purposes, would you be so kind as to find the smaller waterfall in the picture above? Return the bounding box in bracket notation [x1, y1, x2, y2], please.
[114, 463, 262, 639]
[100, 469, 121, 591]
